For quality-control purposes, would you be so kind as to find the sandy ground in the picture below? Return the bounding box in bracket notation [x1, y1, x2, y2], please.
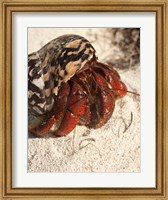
[28, 28, 140, 172]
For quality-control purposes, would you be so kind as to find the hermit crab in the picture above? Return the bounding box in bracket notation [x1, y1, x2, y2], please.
[28, 34, 127, 137]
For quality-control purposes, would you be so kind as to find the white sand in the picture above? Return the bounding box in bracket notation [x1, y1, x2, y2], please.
[28, 28, 140, 172]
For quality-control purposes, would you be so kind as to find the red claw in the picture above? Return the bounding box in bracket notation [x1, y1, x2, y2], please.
[54, 81, 87, 136]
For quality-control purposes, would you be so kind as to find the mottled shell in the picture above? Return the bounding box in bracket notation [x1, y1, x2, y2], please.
[28, 34, 96, 115]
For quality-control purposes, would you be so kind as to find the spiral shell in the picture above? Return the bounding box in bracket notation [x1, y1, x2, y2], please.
[28, 34, 96, 115]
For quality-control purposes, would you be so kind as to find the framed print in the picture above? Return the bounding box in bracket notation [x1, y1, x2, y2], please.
[0, 0, 168, 199]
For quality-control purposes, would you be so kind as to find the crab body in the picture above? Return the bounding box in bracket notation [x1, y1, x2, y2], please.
[28, 34, 127, 136]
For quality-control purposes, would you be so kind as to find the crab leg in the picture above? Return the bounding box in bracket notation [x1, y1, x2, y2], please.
[87, 72, 115, 128]
[54, 81, 87, 136]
